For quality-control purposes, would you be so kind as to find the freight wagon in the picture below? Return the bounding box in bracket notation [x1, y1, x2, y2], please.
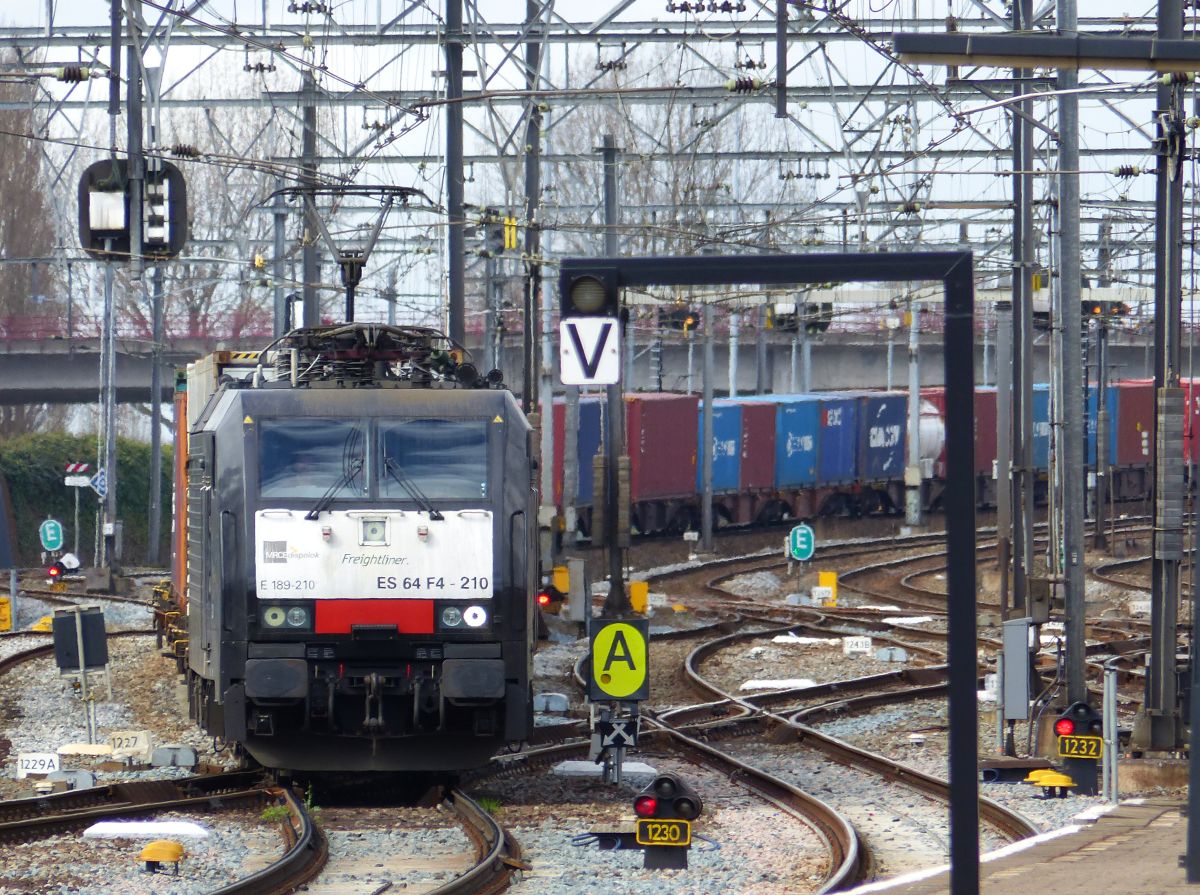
[551, 378, 1168, 535]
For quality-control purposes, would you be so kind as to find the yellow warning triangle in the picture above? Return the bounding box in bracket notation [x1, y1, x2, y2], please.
[243, 415, 254, 424]
[493, 415, 503, 423]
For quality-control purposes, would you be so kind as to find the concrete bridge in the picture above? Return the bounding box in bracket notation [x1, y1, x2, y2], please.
[0, 328, 1157, 405]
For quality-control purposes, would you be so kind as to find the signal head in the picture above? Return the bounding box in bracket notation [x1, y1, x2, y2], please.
[635, 774, 704, 820]
[560, 267, 619, 318]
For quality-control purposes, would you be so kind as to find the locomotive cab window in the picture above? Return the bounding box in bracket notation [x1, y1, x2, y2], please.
[379, 419, 488, 501]
[259, 419, 367, 499]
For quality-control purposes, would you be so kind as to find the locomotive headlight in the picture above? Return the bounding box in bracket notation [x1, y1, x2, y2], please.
[360, 517, 388, 546]
[262, 605, 287, 628]
[463, 605, 488, 628]
[441, 606, 463, 628]
[286, 606, 310, 628]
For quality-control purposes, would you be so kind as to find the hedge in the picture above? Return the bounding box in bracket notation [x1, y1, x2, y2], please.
[0, 432, 172, 567]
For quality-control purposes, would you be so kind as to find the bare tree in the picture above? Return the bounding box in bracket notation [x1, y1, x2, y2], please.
[0, 55, 67, 435]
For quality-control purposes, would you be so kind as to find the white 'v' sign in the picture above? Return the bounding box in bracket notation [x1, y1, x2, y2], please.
[559, 317, 621, 385]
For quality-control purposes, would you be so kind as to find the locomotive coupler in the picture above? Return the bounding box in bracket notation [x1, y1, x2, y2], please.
[364, 672, 385, 729]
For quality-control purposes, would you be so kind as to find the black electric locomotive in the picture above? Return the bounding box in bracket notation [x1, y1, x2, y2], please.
[183, 324, 536, 772]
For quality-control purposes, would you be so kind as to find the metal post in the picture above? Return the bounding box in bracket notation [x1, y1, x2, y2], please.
[1011, 0, 1035, 614]
[272, 176, 287, 336]
[301, 71, 319, 326]
[445, 0, 465, 344]
[905, 298, 923, 526]
[564, 387, 579, 537]
[790, 328, 798, 392]
[701, 302, 714, 552]
[601, 136, 627, 615]
[886, 326, 894, 390]
[73, 487, 80, 558]
[728, 311, 739, 398]
[484, 254, 497, 371]
[1103, 662, 1118, 803]
[522, 0, 543, 412]
[73, 607, 94, 743]
[996, 299, 1013, 613]
[540, 275, 554, 561]
[624, 306, 634, 391]
[686, 330, 694, 393]
[147, 265, 164, 566]
[1058, 0, 1087, 719]
[1095, 317, 1109, 550]
[801, 326, 811, 393]
[996, 651, 1006, 753]
[8, 569, 16, 628]
[1140, 0, 1186, 753]
[944, 255, 979, 895]
[756, 302, 768, 394]
[101, 259, 116, 569]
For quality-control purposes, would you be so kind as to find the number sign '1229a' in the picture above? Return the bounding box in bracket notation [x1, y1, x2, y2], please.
[559, 317, 621, 385]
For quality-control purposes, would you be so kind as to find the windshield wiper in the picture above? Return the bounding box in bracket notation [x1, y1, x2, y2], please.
[383, 456, 444, 520]
[305, 459, 363, 520]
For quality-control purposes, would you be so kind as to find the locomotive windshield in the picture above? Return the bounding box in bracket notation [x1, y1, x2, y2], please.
[379, 419, 488, 501]
[259, 419, 367, 499]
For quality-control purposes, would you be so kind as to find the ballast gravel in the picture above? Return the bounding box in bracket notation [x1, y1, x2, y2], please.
[0, 808, 283, 895]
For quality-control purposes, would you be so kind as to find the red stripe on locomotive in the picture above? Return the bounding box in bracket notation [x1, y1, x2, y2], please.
[314, 599, 434, 634]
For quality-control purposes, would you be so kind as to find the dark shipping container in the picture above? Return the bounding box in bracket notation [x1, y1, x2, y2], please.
[857, 391, 906, 482]
[626, 393, 699, 501]
[816, 395, 859, 485]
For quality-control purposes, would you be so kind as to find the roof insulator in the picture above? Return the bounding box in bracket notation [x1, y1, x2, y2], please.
[56, 65, 90, 83]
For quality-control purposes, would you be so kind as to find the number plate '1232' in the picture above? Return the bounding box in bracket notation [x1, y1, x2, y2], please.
[635, 819, 692, 847]
[1057, 734, 1103, 758]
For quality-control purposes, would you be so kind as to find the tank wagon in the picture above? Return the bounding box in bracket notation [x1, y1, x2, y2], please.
[180, 323, 536, 773]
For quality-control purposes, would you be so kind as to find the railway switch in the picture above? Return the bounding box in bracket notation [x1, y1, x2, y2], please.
[632, 773, 703, 869]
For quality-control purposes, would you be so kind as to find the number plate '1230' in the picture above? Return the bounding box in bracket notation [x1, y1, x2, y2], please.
[635, 819, 691, 847]
[1057, 734, 1103, 758]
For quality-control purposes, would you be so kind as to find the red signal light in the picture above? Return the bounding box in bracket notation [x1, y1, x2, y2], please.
[1054, 717, 1075, 737]
[47, 564, 62, 579]
[537, 591, 551, 607]
[633, 795, 658, 817]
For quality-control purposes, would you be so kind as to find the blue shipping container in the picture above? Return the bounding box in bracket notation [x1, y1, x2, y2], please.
[772, 396, 821, 487]
[1085, 384, 1119, 467]
[576, 397, 603, 504]
[858, 392, 907, 482]
[697, 401, 743, 492]
[817, 395, 859, 484]
[1032, 384, 1051, 471]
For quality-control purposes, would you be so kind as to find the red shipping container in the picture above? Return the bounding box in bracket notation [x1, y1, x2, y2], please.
[551, 398, 565, 506]
[625, 393, 699, 501]
[921, 386, 995, 477]
[972, 389, 998, 477]
[1113, 380, 1154, 467]
[738, 402, 776, 490]
[1185, 379, 1200, 463]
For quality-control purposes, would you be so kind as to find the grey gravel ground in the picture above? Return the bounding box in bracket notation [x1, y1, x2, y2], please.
[0, 557, 1151, 895]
